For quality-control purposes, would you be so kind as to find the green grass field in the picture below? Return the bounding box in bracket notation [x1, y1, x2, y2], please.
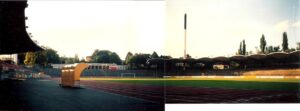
[100, 79, 300, 92]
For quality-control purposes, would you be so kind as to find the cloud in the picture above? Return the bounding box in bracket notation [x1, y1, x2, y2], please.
[292, 21, 300, 28]
[273, 20, 289, 32]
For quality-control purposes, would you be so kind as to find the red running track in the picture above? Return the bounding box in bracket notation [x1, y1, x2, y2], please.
[50, 78, 299, 103]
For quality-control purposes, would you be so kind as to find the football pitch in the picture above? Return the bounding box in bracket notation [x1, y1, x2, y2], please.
[79, 76, 300, 103]
[81, 77, 300, 92]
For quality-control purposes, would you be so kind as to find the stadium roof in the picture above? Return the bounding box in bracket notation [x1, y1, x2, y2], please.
[197, 57, 212, 63]
[289, 50, 300, 56]
[211, 56, 229, 63]
[229, 55, 247, 62]
[247, 54, 267, 60]
[0, 1, 43, 54]
[267, 52, 289, 59]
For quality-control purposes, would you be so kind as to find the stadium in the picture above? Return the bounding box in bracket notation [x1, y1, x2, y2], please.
[41, 50, 300, 103]
[1, 0, 300, 111]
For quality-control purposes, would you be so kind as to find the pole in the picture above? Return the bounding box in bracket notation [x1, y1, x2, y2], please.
[183, 13, 187, 71]
[184, 13, 187, 59]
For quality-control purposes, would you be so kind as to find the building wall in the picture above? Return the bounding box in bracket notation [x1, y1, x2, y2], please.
[0, 54, 18, 64]
[51, 63, 127, 70]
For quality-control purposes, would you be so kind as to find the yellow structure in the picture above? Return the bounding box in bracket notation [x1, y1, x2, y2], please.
[61, 63, 89, 87]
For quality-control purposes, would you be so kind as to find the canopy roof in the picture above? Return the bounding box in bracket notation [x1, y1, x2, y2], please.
[0, 1, 43, 54]
[267, 52, 289, 59]
[247, 54, 267, 60]
[211, 56, 229, 63]
[229, 55, 247, 61]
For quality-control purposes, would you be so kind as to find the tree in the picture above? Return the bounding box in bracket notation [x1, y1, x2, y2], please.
[124, 52, 133, 65]
[79, 58, 85, 63]
[43, 48, 60, 64]
[128, 53, 150, 69]
[24, 52, 36, 66]
[290, 48, 296, 52]
[186, 54, 191, 59]
[90, 50, 122, 64]
[238, 41, 243, 55]
[91, 50, 111, 63]
[109, 52, 122, 65]
[297, 42, 300, 50]
[17, 53, 26, 65]
[242, 40, 246, 55]
[150, 51, 159, 58]
[24, 48, 60, 67]
[237, 40, 246, 55]
[266, 46, 273, 54]
[35, 51, 47, 66]
[91, 49, 99, 58]
[260, 34, 267, 53]
[265, 45, 280, 54]
[74, 54, 80, 63]
[21, 47, 61, 67]
[60, 57, 75, 64]
[282, 32, 289, 52]
[273, 46, 280, 52]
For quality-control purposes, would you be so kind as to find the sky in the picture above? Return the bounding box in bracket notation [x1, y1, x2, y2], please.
[25, 0, 300, 60]
[166, 0, 300, 58]
[25, 0, 165, 60]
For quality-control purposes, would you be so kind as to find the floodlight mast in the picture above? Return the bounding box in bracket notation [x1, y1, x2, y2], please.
[183, 13, 187, 71]
[184, 13, 187, 59]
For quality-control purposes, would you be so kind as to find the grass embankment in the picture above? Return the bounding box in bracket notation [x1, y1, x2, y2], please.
[243, 69, 300, 76]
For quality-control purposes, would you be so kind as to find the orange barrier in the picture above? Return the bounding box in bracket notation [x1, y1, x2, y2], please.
[61, 63, 89, 87]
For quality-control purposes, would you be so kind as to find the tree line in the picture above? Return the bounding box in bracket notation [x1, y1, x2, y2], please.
[18, 46, 172, 69]
[18, 47, 60, 67]
[18, 32, 299, 68]
[115, 51, 171, 69]
[237, 32, 298, 55]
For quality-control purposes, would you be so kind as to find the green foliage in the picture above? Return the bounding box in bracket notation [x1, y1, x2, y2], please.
[186, 54, 191, 59]
[282, 32, 289, 52]
[273, 46, 280, 52]
[79, 58, 86, 63]
[289, 48, 296, 52]
[44, 48, 60, 64]
[23, 47, 60, 67]
[35, 51, 47, 66]
[238, 40, 246, 55]
[91, 50, 110, 63]
[150, 51, 159, 58]
[238, 41, 242, 55]
[109, 52, 122, 65]
[297, 42, 300, 50]
[124, 52, 133, 65]
[60, 57, 75, 64]
[24, 52, 36, 66]
[260, 34, 267, 53]
[74, 54, 80, 63]
[17, 52, 26, 65]
[128, 53, 150, 69]
[91, 50, 122, 65]
[266, 46, 280, 53]
[242, 40, 246, 55]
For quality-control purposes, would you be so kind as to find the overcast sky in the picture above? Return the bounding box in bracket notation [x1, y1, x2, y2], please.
[26, 0, 165, 60]
[166, 0, 300, 58]
[25, 0, 299, 60]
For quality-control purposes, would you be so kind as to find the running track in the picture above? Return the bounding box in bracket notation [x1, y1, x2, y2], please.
[51, 78, 300, 103]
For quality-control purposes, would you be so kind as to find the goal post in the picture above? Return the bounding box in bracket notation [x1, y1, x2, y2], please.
[121, 73, 136, 78]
